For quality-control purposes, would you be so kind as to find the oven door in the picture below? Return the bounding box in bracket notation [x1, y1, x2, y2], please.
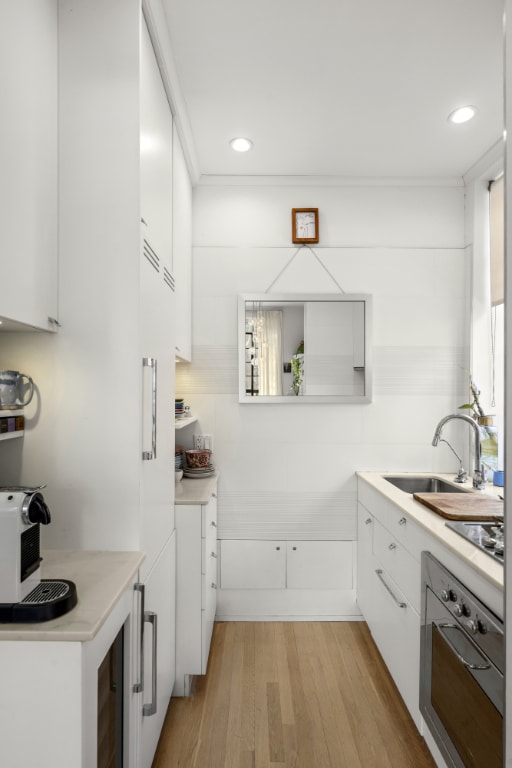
[420, 586, 503, 768]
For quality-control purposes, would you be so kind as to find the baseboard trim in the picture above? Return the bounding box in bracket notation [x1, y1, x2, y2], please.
[216, 587, 362, 620]
[215, 613, 364, 622]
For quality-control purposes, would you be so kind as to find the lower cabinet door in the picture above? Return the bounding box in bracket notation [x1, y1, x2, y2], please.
[220, 540, 286, 589]
[286, 541, 353, 589]
[139, 532, 176, 768]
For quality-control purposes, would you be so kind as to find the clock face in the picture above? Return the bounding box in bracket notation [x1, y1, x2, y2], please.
[295, 211, 316, 239]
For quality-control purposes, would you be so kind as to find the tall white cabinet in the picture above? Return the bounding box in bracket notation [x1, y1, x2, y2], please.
[52, 3, 176, 766]
[0, 0, 58, 331]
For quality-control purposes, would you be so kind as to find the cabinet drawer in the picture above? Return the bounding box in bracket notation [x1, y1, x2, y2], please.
[386, 505, 423, 561]
[373, 520, 420, 612]
[368, 564, 421, 728]
[202, 545, 219, 607]
[202, 495, 218, 540]
[201, 603, 215, 674]
[202, 537, 218, 576]
[201, 554, 217, 673]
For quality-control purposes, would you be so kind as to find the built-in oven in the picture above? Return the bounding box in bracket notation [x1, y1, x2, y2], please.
[420, 552, 503, 768]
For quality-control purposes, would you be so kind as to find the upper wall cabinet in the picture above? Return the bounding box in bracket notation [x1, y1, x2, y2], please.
[239, 293, 372, 404]
[140, 17, 173, 276]
[172, 125, 192, 362]
[0, 2, 58, 331]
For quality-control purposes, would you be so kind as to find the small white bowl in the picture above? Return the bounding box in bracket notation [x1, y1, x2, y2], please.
[175, 469, 183, 483]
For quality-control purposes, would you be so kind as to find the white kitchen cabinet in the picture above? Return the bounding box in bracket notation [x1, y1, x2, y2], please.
[372, 517, 420, 612]
[286, 540, 352, 589]
[0, 551, 142, 768]
[357, 489, 422, 728]
[220, 539, 286, 589]
[366, 561, 421, 729]
[175, 492, 218, 696]
[55, 5, 177, 765]
[172, 124, 193, 361]
[138, 532, 176, 768]
[220, 539, 351, 590]
[140, 16, 173, 278]
[0, 1, 58, 331]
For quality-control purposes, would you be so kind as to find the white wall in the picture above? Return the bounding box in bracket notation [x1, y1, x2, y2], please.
[177, 181, 469, 544]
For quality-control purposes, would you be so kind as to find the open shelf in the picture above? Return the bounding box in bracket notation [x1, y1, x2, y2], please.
[0, 409, 24, 440]
[175, 414, 198, 430]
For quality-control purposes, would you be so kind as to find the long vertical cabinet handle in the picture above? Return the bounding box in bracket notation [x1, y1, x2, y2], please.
[143, 611, 158, 716]
[142, 357, 157, 461]
[133, 583, 145, 693]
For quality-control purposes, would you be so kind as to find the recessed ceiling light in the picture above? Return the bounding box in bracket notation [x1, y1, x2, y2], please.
[448, 106, 476, 124]
[230, 137, 253, 152]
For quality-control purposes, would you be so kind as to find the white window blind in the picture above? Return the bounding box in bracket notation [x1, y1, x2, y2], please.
[490, 175, 504, 306]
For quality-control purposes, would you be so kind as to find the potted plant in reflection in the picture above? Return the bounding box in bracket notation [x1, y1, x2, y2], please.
[291, 340, 304, 396]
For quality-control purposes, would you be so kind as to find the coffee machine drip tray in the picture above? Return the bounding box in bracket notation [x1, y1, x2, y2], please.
[0, 579, 78, 623]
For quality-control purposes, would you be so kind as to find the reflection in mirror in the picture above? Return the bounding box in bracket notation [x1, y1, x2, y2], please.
[239, 294, 372, 403]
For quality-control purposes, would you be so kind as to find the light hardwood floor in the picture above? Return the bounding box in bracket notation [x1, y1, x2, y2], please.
[152, 621, 436, 768]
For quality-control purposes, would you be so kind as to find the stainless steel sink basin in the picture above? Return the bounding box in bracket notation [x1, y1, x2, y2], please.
[383, 476, 470, 494]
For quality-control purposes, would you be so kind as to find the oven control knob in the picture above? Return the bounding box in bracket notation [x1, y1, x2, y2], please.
[467, 620, 479, 634]
[462, 604, 472, 617]
[477, 620, 488, 635]
[453, 604, 463, 617]
[441, 590, 450, 602]
[449, 590, 458, 602]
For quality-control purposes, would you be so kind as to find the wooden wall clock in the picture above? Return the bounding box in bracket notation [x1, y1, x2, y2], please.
[292, 208, 319, 243]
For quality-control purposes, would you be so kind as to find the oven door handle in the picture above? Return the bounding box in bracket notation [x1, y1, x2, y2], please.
[436, 622, 491, 670]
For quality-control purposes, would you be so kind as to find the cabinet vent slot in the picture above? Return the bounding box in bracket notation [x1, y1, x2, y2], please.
[163, 267, 175, 292]
[143, 239, 160, 273]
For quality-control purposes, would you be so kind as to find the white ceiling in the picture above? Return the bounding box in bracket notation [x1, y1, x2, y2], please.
[161, 0, 504, 180]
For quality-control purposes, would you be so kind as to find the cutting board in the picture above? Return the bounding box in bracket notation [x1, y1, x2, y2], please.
[413, 492, 504, 521]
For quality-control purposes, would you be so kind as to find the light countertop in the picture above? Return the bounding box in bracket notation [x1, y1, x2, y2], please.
[357, 471, 504, 591]
[0, 549, 145, 642]
[175, 473, 219, 505]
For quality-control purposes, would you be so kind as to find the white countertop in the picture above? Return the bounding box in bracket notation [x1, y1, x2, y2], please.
[175, 473, 219, 505]
[357, 471, 504, 590]
[0, 549, 145, 642]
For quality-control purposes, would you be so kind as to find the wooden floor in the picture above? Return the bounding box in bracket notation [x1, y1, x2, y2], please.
[152, 622, 436, 768]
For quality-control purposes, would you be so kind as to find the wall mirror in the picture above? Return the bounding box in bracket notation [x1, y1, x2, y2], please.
[238, 293, 372, 404]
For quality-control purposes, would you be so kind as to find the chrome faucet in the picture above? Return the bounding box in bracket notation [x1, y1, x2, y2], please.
[432, 413, 485, 489]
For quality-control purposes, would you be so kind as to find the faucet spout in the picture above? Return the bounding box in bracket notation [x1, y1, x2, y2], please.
[431, 413, 485, 489]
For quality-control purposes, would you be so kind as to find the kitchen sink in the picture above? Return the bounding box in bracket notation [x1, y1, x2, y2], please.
[383, 476, 471, 494]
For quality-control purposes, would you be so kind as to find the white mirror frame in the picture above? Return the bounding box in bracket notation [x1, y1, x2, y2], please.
[238, 293, 373, 404]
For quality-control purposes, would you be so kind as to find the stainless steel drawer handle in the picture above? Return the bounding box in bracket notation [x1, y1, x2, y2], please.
[398, 517, 407, 526]
[211, 582, 217, 589]
[143, 611, 158, 717]
[210, 521, 217, 527]
[211, 551, 217, 558]
[365, 518, 372, 525]
[388, 542, 397, 550]
[212, 492, 217, 498]
[133, 583, 145, 693]
[375, 569, 406, 608]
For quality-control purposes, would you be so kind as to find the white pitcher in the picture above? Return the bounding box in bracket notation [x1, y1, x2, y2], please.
[0, 370, 34, 408]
